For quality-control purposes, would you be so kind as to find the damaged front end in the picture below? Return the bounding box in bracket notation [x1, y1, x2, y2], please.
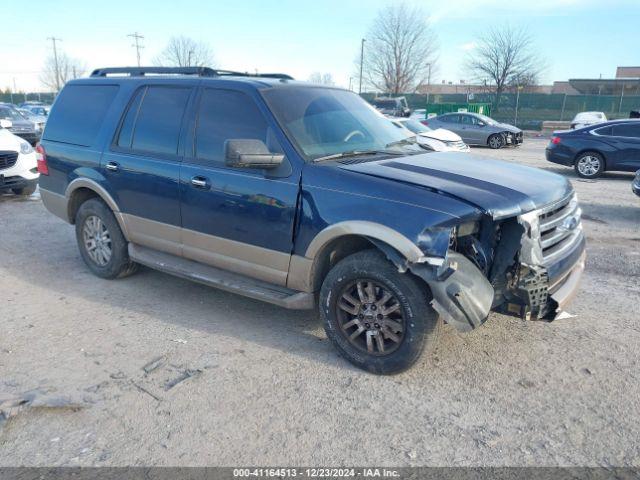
[404, 193, 586, 331]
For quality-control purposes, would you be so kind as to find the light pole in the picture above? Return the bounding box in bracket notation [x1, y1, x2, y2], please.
[426, 62, 432, 105]
[47, 37, 62, 92]
[514, 85, 523, 126]
[358, 38, 365, 94]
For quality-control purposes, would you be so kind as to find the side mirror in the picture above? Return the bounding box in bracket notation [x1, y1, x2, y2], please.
[0, 119, 12, 129]
[225, 139, 284, 169]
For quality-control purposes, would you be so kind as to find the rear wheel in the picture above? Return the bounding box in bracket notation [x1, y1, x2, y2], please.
[320, 250, 439, 374]
[574, 151, 604, 178]
[488, 134, 504, 149]
[75, 198, 138, 279]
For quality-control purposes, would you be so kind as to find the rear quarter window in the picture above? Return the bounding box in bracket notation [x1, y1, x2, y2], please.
[44, 84, 118, 146]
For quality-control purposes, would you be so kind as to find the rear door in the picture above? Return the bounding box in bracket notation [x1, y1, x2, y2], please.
[102, 84, 194, 255]
[438, 114, 464, 139]
[610, 123, 640, 171]
[179, 87, 300, 286]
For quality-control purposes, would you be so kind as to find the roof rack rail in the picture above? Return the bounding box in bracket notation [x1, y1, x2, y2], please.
[90, 67, 294, 80]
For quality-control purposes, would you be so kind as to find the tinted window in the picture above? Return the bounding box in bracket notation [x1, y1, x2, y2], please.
[196, 89, 271, 164]
[44, 85, 118, 146]
[612, 123, 640, 138]
[117, 88, 145, 148]
[594, 126, 612, 136]
[130, 86, 191, 156]
[442, 114, 459, 124]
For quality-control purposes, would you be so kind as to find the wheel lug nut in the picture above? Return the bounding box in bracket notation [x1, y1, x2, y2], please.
[371, 305, 377, 311]
[377, 314, 383, 320]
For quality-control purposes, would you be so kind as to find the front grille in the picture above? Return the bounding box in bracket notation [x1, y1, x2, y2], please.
[537, 193, 582, 265]
[0, 151, 18, 170]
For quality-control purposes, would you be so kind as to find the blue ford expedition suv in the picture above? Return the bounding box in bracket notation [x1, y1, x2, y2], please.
[39, 67, 586, 374]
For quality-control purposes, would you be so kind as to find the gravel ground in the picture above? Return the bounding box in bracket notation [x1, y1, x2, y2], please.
[1, 139, 639, 467]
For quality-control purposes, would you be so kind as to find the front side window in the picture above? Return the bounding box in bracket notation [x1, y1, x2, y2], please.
[118, 85, 191, 156]
[262, 87, 422, 161]
[612, 123, 640, 138]
[195, 89, 274, 164]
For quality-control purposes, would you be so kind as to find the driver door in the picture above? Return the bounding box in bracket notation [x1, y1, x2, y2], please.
[179, 87, 300, 286]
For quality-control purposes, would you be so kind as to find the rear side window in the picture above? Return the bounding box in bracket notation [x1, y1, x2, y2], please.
[117, 86, 191, 156]
[44, 85, 118, 146]
[612, 123, 640, 138]
[593, 126, 612, 136]
[442, 114, 459, 124]
[195, 89, 271, 165]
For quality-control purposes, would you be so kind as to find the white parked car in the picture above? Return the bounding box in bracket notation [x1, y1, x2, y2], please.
[571, 111, 607, 129]
[0, 119, 39, 196]
[390, 118, 470, 153]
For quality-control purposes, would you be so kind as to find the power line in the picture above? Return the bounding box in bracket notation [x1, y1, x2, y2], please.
[127, 32, 144, 67]
[47, 37, 62, 92]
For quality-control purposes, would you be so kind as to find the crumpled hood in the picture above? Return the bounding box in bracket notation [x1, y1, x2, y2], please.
[420, 128, 461, 142]
[495, 123, 521, 133]
[338, 152, 572, 219]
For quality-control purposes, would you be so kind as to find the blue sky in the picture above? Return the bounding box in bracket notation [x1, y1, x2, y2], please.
[2, 0, 639, 92]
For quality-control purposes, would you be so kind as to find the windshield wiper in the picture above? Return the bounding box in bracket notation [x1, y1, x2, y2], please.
[313, 149, 403, 163]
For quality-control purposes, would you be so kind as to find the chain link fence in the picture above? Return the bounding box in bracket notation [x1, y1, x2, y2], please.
[363, 92, 640, 130]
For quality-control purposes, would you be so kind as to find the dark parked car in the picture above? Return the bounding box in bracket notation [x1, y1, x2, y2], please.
[372, 96, 411, 117]
[546, 120, 640, 178]
[426, 112, 523, 149]
[0, 103, 39, 145]
[38, 67, 585, 374]
[633, 170, 640, 197]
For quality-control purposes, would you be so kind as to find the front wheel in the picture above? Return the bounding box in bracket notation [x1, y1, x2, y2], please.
[488, 134, 504, 149]
[574, 151, 604, 178]
[320, 250, 439, 374]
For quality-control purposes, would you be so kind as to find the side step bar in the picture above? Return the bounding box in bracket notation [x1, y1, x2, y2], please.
[128, 244, 315, 310]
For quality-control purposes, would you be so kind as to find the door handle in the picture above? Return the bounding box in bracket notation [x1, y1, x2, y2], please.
[190, 176, 209, 189]
[105, 161, 119, 172]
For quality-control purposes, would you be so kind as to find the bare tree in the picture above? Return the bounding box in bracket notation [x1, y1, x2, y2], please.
[40, 52, 87, 92]
[466, 26, 542, 109]
[154, 36, 215, 67]
[358, 3, 438, 95]
[308, 72, 335, 86]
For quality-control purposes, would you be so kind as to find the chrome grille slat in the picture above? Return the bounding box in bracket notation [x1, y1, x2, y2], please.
[533, 193, 583, 266]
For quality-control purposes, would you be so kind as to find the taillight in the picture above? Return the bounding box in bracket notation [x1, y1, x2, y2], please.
[36, 144, 49, 175]
[551, 136, 561, 145]
[420, 120, 429, 126]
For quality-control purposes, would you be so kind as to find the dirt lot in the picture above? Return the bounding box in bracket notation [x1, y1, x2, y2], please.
[1, 139, 639, 467]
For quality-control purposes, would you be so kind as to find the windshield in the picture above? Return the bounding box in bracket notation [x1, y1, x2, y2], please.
[476, 113, 498, 125]
[0, 107, 25, 121]
[262, 87, 423, 161]
[399, 119, 432, 134]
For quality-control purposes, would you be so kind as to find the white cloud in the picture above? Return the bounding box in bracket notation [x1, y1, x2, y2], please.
[459, 41, 477, 51]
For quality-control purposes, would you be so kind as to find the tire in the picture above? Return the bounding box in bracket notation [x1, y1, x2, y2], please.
[74, 198, 138, 279]
[488, 134, 504, 149]
[574, 151, 604, 178]
[320, 250, 439, 374]
[12, 184, 37, 196]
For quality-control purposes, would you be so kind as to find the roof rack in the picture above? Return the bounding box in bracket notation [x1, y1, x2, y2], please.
[90, 66, 293, 80]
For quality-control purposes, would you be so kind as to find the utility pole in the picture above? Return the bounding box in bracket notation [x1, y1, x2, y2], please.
[127, 32, 144, 66]
[358, 38, 365, 95]
[47, 37, 62, 92]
